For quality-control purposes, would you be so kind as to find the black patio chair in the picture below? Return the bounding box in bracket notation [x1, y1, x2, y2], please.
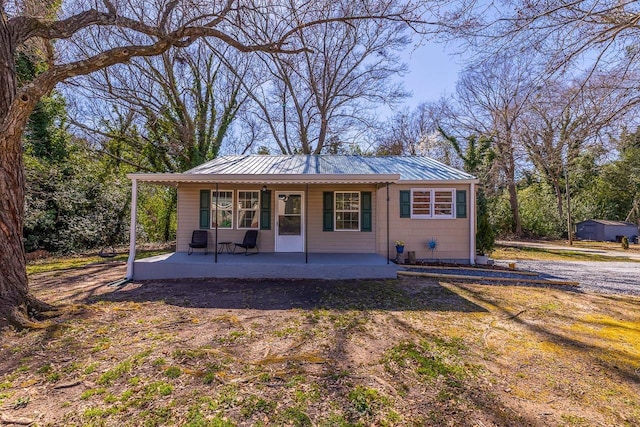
[188, 230, 209, 255]
[233, 230, 259, 255]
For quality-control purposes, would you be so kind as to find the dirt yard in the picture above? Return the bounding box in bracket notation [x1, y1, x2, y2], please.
[1, 262, 639, 426]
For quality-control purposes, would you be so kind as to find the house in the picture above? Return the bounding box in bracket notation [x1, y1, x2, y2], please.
[575, 219, 638, 242]
[125, 155, 478, 280]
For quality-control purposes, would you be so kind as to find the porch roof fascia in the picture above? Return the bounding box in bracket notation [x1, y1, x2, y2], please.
[126, 172, 401, 185]
[399, 179, 480, 185]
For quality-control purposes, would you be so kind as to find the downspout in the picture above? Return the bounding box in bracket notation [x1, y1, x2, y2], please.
[305, 184, 309, 264]
[215, 183, 218, 263]
[126, 178, 138, 279]
[386, 183, 390, 264]
[469, 182, 476, 264]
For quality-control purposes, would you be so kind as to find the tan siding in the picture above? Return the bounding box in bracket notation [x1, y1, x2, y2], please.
[176, 185, 199, 252]
[306, 185, 377, 253]
[178, 182, 472, 259]
[376, 183, 472, 261]
[177, 183, 377, 253]
[177, 184, 275, 252]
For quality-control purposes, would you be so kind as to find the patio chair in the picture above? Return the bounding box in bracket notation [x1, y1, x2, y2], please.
[188, 230, 209, 255]
[233, 230, 259, 255]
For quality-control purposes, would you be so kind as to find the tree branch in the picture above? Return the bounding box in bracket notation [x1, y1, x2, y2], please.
[10, 9, 162, 45]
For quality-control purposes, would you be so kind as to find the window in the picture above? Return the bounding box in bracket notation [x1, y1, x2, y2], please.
[411, 189, 455, 219]
[211, 191, 233, 228]
[433, 190, 453, 216]
[411, 190, 431, 217]
[335, 192, 360, 230]
[237, 191, 260, 229]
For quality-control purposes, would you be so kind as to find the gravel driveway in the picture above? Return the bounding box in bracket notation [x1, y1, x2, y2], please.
[515, 260, 640, 296]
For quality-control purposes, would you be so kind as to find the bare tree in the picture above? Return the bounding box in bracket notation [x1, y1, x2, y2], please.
[430, 1, 640, 235]
[519, 76, 633, 221]
[438, 1, 640, 110]
[70, 40, 253, 172]
[448, 55, 541, 235]
[0, 0, 430, 327]
[376, 102, 461, 165]
[244, 0, 411, 154]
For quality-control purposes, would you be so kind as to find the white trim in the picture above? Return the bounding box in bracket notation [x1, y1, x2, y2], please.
[410, 188, 456, 219]
[275, 191, 305, 252]
[237, 190, 260, 230]
[211, 189, 234, 229]
[396, 179, 479, 185]
[127, 173, 401, 184]
[126, 178, 138, 279]
[334, 191, 361, 231]
[470, 182, 476, 264]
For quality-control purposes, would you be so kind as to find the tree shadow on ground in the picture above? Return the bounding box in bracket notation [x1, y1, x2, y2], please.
[450, 282, 640, 387]
[88, 278, 488, 313]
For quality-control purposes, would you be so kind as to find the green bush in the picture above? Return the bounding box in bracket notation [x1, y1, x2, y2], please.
[518, 183, 563, 238]
[476, 191, 495, 255]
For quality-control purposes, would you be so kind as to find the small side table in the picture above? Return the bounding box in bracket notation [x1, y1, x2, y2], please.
[218, 241, 233, 254]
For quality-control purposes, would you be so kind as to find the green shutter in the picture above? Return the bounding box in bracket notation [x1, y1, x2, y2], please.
[323, 192, 333, 231]
[260, 190, 271, 230]
[199, 190, 210, 229]
[361, 191, 372, 231]
[456, 190, 467, 218]
[399, 190, 410, 218]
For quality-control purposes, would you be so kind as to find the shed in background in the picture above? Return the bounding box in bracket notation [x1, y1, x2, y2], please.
[575, 219, 638, 242]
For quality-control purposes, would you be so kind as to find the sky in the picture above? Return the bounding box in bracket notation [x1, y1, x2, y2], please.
[399, 42, 464, 109]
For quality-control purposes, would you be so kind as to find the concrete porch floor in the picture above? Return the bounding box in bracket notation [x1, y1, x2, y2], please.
[132, 252, 398, 280]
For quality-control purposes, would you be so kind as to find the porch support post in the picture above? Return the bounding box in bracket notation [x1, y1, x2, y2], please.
[305, 183, 309, 264]
[215, 183, 218, 263]
[386, 183, 390, 264]
[126, 178, 138, 279]
[469, 182, 476, 264]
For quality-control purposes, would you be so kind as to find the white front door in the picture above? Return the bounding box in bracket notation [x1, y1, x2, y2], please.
[275, 192, 304, 252]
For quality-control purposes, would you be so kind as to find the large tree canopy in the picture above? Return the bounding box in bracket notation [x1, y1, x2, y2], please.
[0, 0, 431, 327]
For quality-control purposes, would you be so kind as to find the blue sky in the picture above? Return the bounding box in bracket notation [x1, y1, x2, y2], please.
[399, 42, 464, 109]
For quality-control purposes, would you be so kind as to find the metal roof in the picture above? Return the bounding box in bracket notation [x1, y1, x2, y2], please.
[184, 155, 476, 182]
[577, 219, 638, 227]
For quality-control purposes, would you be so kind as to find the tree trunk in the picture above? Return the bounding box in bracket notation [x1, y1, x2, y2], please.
[163, 189, 177, 242]
[506, 181, 522, 236]
[503, 151, 522, 236]
[0, 129, 55, 327]
[552, 177, 564, 221]
[0, 12, 55, 327]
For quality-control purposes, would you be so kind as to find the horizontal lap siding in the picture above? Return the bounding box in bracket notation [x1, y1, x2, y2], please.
[177, 183, 377, 253]
[376, 183, 471, 260]
[307, 185, 377, 253]
[177, 185, 199, 252]
[177, 183, 276, 252]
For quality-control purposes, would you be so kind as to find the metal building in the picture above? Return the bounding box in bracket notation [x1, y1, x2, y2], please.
[575, 219, 638, 242]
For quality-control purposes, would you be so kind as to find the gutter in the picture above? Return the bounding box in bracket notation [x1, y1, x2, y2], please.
[126, 173, 401, 184]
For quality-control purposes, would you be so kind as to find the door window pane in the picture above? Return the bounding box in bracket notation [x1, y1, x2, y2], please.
[278, 215, 301, 235]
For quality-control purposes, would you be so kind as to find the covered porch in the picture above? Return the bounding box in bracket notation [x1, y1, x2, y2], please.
[133, 252, 398, 280]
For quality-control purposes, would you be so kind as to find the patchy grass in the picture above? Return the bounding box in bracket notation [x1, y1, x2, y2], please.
[383, 337, 470, 380]
[348, 385, 391, 417]
[26, 248, 171, 275]
[1, 265, 639, 426]
[492, 245, 639, 262]
[548, 239, 640, 254]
